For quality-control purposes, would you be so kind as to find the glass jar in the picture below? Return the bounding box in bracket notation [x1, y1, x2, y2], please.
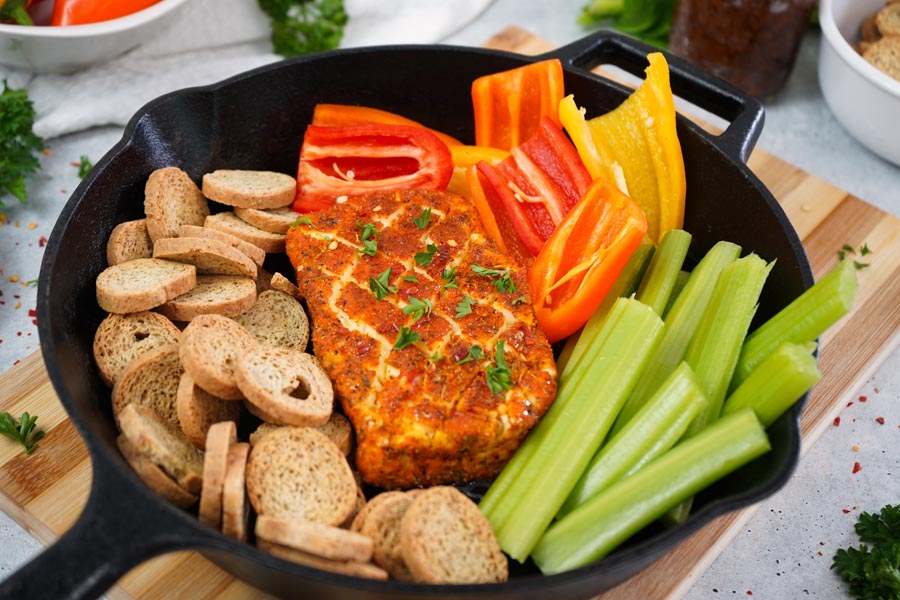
[668, 0, 817, 99]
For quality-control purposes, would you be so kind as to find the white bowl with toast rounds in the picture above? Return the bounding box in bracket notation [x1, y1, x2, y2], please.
[819, 0, 900, 166]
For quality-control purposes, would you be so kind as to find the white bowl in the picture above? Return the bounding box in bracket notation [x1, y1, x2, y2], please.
[0, 0, 190, 73]
[819, 0, 900, 166]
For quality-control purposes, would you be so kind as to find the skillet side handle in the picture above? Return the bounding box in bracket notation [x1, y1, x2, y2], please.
[0, 458, 198, 600]
[543, 31, 765, 164]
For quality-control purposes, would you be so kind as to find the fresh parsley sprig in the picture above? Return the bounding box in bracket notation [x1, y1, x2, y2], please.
[258, 0, 348, 58]
[402, 297, 433, 321]
[832, 504, 900, 600]
[455, 295, 475, 318]
[394, 327, 421, 350]
[414, 243, 438, 267]
[77, 155, 93, 179]
[369, 268, 397, 300]
[0, 412, 45, 455]
[456, 345, 484, 365]
[472, 264, 518, 294]
[486, 341, 513, 393]
[358, 222, 378, 256]
[0, 81, 44, 210]
[412, 207, 432, 229]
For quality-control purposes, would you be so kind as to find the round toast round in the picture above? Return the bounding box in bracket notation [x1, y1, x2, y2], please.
[256, 539, 388, 580]
[399, 486, 508, 584]
[117, 402, 204, 495]
[205, 212, 286, 254]
[106, 219, 153, 266]
[144, 166, 210, 242]
[235, 347, 332, 427]
[234, 290, 309, 351]
[116, 434, 197, 509]
[222, 442, 251, 542]
[176, 372, 242, 449]
[179, 314, 259, 400]
[202, 169, 296, 209]
[158, 275, 257, 321]
[359, 491, 418, 580]
[255, 515, 374, 563]
[153, 236, 258, 279]
[179, 224, 266, 268]
[111, 343, 184, 431]
[93, 311, 181, 387]
[199, 420, 237, 529]
[234, 206, 298, 234]
[96, 258, 196, 314]
[245, 426, 357, 526]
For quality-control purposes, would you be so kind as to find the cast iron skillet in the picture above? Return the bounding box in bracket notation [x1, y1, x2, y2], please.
[2, 31, 811, 599]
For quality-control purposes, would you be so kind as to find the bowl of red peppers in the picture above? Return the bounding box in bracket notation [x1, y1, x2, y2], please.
[0, 0, 190, 73]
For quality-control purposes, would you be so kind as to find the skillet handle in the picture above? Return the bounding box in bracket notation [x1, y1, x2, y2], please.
[0, 453, 200, 600]
[544, 31, 765, 164]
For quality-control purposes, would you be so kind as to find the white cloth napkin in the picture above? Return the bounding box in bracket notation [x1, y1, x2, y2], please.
[1, 0, 491, 140]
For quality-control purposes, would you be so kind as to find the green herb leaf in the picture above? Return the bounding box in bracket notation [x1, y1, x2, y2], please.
[77, 155, 93, 179]
[358, 238, 377, 256]
[412, 206, 432, 229]
[441, 266, 459, 290]
[414, 243, 439, 267]
[25, 278, 38, 287]
[369, 268, 397, 300]
[359, 222, 378, 241]
[456, 345, 484, 364]
[512, 295, 528, 305]
[0, 411, 44, 455]
[402, 297, 433, 321]
[486, 340, 513, 393]
[472, 264, 518, 294]
[455, 295, 475, 318]
[832, 504, 900, 600]
[0, 81, 44, 210]
[430, 351, 445, 362]
[394, 327, 421, 350]
[290, 217, 316, 228]
[403, 275, 419, 283]
[258, 0, 348, 58]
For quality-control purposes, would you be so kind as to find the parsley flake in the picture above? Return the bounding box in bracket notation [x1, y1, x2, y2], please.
[456, 346, 484, 365]
[412, 206, 432, 229]
[455, 295, 475, 318]
[394, 327, 421, 350]
[369, 268, 397, 300]
[403, 275, 419, 283]
[77, 155, 93, 179]
[472, 264, 517, 294]
[486, 341, 513, 394]
[838, 242, 873, 270]
[290, 217, 316, 228]
[402, 297, 433, 321]
[414, 243, 438, 267]
[441, 266, 459, 290]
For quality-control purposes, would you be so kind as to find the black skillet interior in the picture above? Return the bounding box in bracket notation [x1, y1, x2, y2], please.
[24, 31, 812, 600]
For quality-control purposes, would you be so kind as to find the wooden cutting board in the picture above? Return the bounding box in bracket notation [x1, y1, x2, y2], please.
[1, 27, 899, 600]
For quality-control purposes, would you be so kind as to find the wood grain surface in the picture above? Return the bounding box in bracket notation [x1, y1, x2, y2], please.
[0, 26, 898, 600]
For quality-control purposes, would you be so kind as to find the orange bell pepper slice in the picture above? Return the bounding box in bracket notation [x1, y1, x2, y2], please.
[311, 103, 463, 148]
[472, 58, 565, 151]
[527, 177, 647, 343]
[559, 52, 685, 244]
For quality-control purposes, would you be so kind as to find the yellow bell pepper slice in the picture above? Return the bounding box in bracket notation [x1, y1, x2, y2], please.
[446, 144, 509, 198]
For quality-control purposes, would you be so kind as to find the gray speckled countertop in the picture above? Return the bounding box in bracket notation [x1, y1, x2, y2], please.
[1, 1, 898, 598]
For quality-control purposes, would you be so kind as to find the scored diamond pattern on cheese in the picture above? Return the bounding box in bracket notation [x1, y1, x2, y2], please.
[287, 190, 557, 489]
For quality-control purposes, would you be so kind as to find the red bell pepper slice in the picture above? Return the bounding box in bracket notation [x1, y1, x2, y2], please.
[474, 117, 592, 258]
[472, 58, 565, 151]
[293, 123, 454, 213]
[528, 177, 648, 343]
[311, 103, 463, 148]
[51, 0, 161, 25]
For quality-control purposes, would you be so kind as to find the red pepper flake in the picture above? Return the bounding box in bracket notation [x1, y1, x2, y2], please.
[747, 592, 753, 596]
[16, 331, 21, 337]
[859, 395, 867, 402]
[847, 401, 854, 407]
[876, 417, 885, 425]
[834, 416, 841, 427]
[27, 309, 36, 317]
[843, 508, 852, 514]
[852, 462, 862, 474]
[38, 236, 48, 247]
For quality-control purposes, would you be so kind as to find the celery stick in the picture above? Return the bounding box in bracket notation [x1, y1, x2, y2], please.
[666, 254, 772, 525]
[684, 254, 773, 433]
[487, 298, 664, 562]
[635, 229, 692, 316]
[479, 299, 631, 524]
[558, 361, 706, 517]
[723, 341, 821, 427]
[610, 241, 741, 436]
[557, 239, 655, 375]
[663, 270, 691, 319]
[732, 258, 858, 387]
[532, 408, 771, 574]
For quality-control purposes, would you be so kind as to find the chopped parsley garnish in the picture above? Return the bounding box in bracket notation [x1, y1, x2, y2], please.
[512, 295, 528, 305]
[394, 327, 421, 350]
[403, 275, 419, 283]
[402, 297, 433, 321]
[456, 345, 484, 365]
[471, 264, 517, 294]
[486, 341, 513, 394]
[77, 155, 93, 179]
[414, 243, 439, 267]
[412, 206, 432, 229]
[358, 238, 377, 256]
[441, 266, 459, 290]
[369, 268, 397, 300]
[0, 411, 44, 455]
[290, 217, 316, 228]
[455, 295, 475, 318]
[357, 222, 378, 256]
[838, 242, 872, 270]
[430, 351, 445, 362]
